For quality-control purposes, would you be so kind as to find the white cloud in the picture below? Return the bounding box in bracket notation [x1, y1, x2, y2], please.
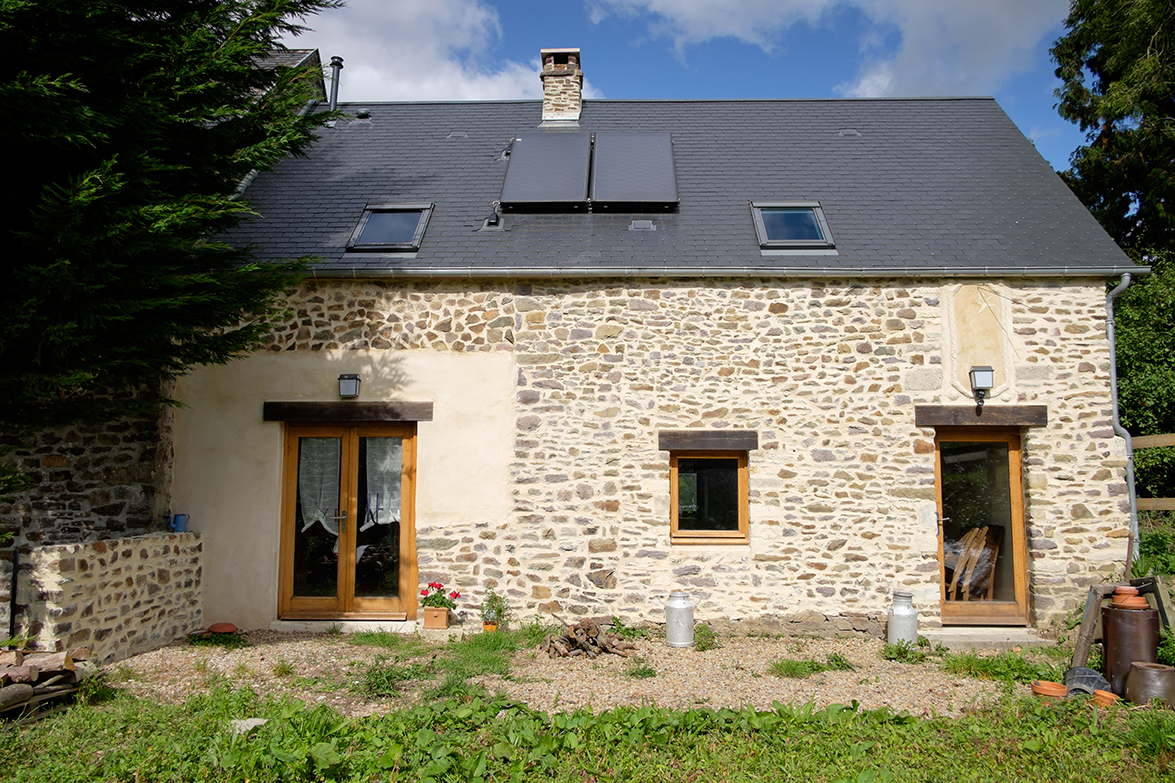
[283, 0, 542, 101]
[837, 0, 1071, 97]
[589, 0, 835, 55]
[590, 0, 1070, 97]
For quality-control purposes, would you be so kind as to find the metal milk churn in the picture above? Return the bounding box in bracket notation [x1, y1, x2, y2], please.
[664, 592, 695, 647]
[887, 591, 918, 645]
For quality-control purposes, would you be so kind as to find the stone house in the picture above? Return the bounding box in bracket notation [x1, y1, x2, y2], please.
[4, 47, 1141, 652]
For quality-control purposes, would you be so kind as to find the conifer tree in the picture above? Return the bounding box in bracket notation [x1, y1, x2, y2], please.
[0, 0, 340, 439]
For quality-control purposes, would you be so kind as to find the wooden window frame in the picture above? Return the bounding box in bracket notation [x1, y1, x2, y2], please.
[669, 451, 749, 545]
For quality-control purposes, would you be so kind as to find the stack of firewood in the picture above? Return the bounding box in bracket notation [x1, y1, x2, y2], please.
[539, 616, 638, 659]
[0, 649, 97, 721]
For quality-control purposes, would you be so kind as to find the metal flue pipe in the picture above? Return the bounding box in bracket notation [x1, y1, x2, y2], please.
[329, 56, 344, 111]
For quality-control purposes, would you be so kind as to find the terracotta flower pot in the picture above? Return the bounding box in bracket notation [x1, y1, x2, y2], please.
[423, 607, 450, 630]
[1114, 586, 1140, 597]
[209, 622, 238, 634]
[1112, 596, 1149, 610]
[482, 622, 498, 633]
[1032, 680, 1068, 699]
[1092, 689, 1120, 708]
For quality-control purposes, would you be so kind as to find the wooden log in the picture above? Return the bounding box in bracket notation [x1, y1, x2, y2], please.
[0, 651, 23, 667]
[0, 683, 34, 709]
[0, 665, 39, 684]
[22, 652, 74, 676]
[70, 661, 99, 683]
[33, 675, 70, 694]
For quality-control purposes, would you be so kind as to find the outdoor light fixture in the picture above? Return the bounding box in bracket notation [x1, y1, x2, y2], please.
[338, 373, 361, 399]
[969, 366, 995, 409]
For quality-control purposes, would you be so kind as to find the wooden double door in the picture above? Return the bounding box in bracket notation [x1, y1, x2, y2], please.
[279, 423, 417, 620]
[935, 428, 1029, 626]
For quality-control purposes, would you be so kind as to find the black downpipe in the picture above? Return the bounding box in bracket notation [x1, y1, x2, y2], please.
[8, 544, 17, 640]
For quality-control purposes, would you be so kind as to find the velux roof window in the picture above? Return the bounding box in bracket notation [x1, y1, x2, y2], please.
[347, 204, 433, 251]
[751, 202, 834, 249]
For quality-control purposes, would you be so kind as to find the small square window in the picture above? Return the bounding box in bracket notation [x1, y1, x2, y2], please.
[347, 204, 433, 251]
[751, 202, 834, 249]
[670, 451, 749, 544]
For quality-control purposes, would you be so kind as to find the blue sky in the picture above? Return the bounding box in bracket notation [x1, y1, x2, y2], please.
[290, 0, 1089, 171]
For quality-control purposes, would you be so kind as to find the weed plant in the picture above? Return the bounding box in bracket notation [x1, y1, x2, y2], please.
[768, 654, 856, 678]
[187, 631, 249, 650]
[1157, 629, 1175, 667]
[7, 685, 1171, 782]
[272, 659, 295, 678]
[610, 617, 650, 641]
[695, 623, 720, 651]
[625, 658, 657, 679]
[881, 640, 927, 663]
[939, 650, 1063, 684]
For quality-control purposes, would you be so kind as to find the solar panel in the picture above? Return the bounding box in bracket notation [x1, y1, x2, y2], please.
[590, 132, 678, 210]
[499, 133, 591, 211]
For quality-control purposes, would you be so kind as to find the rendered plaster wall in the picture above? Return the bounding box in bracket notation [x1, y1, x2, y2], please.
[169, 345, 516, 629]
[19, 532, 202, 662]
[181, 278, 1130, 630]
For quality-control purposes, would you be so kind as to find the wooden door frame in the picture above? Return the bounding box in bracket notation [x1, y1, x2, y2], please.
[278, 422, 418, 621]
[934, 427, 1029, 626]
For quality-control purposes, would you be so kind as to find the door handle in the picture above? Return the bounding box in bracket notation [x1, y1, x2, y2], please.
[331, 508, 348, 533]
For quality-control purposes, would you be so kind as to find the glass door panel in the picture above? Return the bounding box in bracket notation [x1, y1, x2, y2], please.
[354, 436, 402, 599]
[936, 429, 1028, 626]
[292, 437, 343, 600]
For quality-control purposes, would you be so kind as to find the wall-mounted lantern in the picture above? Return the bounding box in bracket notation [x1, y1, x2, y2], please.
[969, 366, 994, 409]
[338, 373, 361, 399]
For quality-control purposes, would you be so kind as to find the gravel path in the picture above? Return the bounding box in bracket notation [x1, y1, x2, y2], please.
[108, 630, 1019, 719]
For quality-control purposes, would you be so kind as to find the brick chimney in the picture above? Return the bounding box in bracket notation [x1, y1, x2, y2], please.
[540, 48, 583, 123]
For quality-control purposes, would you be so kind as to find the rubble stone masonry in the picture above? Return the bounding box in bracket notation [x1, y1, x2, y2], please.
[19, 533, 202, 662]
[261, 277, 1130, 631]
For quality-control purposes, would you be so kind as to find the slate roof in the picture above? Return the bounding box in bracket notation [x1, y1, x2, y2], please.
[226, 97, 1135, 278]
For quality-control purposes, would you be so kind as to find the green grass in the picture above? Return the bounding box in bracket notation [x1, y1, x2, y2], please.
[939, 651, 1064, 684]
[357, 657, 436, 698]
[1, 684, 1170, 782]
[768, 654, 856, 679]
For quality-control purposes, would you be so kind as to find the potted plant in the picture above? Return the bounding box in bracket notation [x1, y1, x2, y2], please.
[480, 587, 509, 632]
[420, 582, 460, 629]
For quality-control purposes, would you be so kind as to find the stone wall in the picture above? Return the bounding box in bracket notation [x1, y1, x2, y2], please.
[0, 407, 174, 632]
[257, 277, 1130, 630]
[18, 532, 201, 662]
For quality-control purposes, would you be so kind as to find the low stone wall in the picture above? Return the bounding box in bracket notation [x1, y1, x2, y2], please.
[19, 532, 202, 662]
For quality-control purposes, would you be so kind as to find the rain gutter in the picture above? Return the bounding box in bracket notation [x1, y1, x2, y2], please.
[305, 265, 1147, 280]
[1106, 273, 1140, 563]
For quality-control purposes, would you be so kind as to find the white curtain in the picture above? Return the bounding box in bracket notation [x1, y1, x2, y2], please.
[298, 438, 341, 535]
[361, 437, 402, 531]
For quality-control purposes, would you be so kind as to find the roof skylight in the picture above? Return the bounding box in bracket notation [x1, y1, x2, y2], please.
[347, 204, 433, 251]
[751, 202, 835, 249]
